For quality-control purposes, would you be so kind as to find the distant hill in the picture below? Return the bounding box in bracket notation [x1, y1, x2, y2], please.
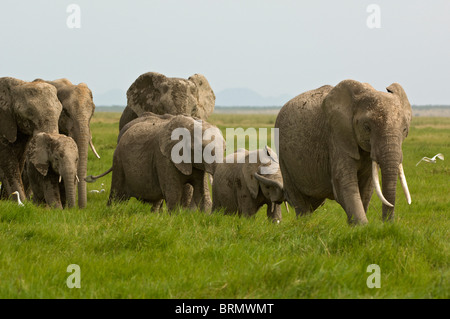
[94, 89, 127, 107]
[92, 86, 450, 117]
[93, 87, 293, 107]
[215, 88, 292, 107]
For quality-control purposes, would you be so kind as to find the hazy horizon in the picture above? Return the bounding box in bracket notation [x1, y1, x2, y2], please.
[1, 0, 449, 105]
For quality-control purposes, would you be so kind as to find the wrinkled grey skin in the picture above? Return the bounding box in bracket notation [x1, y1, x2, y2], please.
[36, 78, 98, 209]
[212, 148, 285, 222]
[26, 132, 79, 209]
[108, 113, 225, 212]
[275, 79, 412, 224]
[0, 77, 62, 201]
[119, 72, 215, 130]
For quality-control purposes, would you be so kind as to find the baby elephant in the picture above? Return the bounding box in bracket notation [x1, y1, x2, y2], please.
[212, 147, 286, 222]
[26, 132, 79, 208]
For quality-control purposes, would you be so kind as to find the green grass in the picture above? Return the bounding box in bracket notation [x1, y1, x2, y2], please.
[0, 113, 448, 298]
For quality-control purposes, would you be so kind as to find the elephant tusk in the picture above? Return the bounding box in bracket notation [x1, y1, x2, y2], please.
[76, 175, 80, 183]
[59, 175, 62, 183]
[372, 161, 394, 208]
[90, 139, 101, 159]
[398, 163, 412, 205]
[284, 201, 289, 213]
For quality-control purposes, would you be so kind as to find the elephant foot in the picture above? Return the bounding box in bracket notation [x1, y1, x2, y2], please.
[347, 214, 369, 226]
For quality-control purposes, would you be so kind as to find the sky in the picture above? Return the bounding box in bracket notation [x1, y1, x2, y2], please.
[0, 0, 449, 105]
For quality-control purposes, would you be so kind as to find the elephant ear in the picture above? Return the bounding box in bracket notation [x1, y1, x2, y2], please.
[0, 79, 18, 143]
[254, 172, 283, 189]
[322, 80, 364, 161]
[159, 116, 193, 176]
[28, 133, 50, 176]
[386, 83, 412, 121]
[242, 163, 259, 199]
[188, 74, 215, 120]
[127, 72, 167, 116]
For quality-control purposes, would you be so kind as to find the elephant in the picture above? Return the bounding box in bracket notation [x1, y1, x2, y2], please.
[275, 79, 412, 224]
[0, 77, 62, 201]
[118, 72, 216, 131]
[33, 78, 100, 209]
[107, 112, 225, 211]
[96, 72, 216, 210]
[212, 147, 286, 222]
[25, 132, 79, 208]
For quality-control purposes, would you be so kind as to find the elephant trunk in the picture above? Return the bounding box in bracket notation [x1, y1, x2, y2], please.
[74, 122, 90, 208]
[269, 202, 282, 222]
[62, 171, 77, 208]
[380, 163, 399, 221]
[376, 145, 403, 221]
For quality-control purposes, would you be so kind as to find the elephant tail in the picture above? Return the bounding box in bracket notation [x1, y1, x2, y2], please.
[85, 167, 113, 183]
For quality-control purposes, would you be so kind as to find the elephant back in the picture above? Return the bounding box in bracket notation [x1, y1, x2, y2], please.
[126, 72, 215, 120]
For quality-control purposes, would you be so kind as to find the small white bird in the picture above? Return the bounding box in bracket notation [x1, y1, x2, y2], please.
[89, 189, 105, 194]
[89, 183, 106, 194]
[11, 191, 24, 206]
[416, 153, 444, 166]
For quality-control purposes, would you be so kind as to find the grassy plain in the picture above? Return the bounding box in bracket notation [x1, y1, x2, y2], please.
[0, 112, 448, 298]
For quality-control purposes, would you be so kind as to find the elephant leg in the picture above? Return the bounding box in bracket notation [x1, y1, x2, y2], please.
[3, 170, 26, 202]
[150, 199, 164, 212]
[288, 193, 315, 217]
[238, 198, 259, 218]
[59, 182, 66, 207]
[0, 178, 11, 199]
[211, 199, 222, 214]
[164, 186, 183, 212]
[21, 169, 32, 200]
[40, 175, 62, 209]
[107, 189, 130, 206]
[191, 174, 212, 212]
[202, 173, 213, 212]
[107, 162, 129, 205]
[308, 197, 326, 211]
[358, 165, 374, 213]
[181, 184, 195, 209]
[32, 194, 45, 206]
[331, 166, 368, 225]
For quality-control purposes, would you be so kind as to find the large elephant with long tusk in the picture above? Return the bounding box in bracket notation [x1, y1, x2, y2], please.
[275, 79, 412, 225]
[34, 78, 101, 208]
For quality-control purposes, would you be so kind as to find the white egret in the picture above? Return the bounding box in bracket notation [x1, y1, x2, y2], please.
[11, 191, 24, 206]
[416, 153, 444, 166]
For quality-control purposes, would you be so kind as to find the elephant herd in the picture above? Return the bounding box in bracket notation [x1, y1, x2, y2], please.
[0, 72, 413, 225]
[0, 77, 98, 209]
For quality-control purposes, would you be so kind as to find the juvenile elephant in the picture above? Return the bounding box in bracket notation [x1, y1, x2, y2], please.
[119, 72, 215, 130]
[35, 78, 100, 209]
[275, 79, 412, 224]
[212, 147, 286, 222]
[108, 113, 225, 211]
[26, 132, 79, 208]
[0, 77, 62, 201]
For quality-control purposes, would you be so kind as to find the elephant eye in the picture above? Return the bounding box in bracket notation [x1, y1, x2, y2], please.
[363, 122, 371, 133]
[403, 127, 408, 137]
